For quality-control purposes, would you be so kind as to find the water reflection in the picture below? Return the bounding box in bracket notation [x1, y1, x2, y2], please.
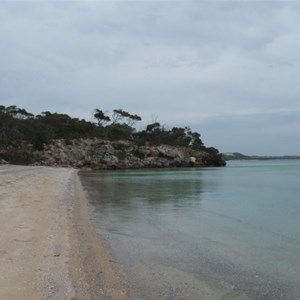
[80, 169, 205, 210]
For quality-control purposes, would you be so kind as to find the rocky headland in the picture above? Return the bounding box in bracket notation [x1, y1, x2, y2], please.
[0, 138, 226, 169]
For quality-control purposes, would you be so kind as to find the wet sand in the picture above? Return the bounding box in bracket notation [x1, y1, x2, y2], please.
[0, 165, 128, 300]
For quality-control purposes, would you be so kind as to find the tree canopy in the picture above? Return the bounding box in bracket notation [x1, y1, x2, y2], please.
[0, 104, 216, 155]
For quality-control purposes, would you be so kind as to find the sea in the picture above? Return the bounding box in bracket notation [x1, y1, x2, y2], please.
[79, 160, 300, 300]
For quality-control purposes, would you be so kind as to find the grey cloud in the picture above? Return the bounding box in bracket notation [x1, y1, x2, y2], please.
[1, 1, 300, 155]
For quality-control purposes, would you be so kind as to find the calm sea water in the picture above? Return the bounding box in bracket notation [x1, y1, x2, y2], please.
[80, 160, 300, 300]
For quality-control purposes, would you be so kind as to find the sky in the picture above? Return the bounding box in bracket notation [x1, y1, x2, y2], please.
[1, 0, 300, 155]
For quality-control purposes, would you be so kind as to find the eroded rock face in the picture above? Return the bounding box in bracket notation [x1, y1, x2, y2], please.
[0, 159, 8, 165]
[0, 138, 226, 169]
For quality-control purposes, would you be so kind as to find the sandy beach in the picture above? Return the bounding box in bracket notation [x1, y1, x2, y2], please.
[0, 165, 128, 300]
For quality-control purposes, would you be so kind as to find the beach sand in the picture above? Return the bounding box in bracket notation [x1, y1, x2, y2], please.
[0, 165, 128, 300]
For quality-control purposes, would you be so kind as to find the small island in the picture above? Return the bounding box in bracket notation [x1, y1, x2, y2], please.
[0, 105, 226, 168]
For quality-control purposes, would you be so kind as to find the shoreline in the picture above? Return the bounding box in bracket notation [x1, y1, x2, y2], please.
[69, 169, 128, 300]
[0, 165, 128, 300]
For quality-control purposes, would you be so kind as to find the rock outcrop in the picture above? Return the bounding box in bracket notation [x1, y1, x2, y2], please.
[0, 138, 226, 169]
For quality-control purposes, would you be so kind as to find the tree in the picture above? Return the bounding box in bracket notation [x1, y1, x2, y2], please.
[0, 105, 27, 147]
[4, 105, 33, 120]
[112, 109, 142, 127]
[191, 131, 204, 150]
[170, 127, 192, 146]
[93, 109, 111, 126]
[106, 123, 133, 140]
[146, 122, 161, 132]
[35, 111, 102, 140]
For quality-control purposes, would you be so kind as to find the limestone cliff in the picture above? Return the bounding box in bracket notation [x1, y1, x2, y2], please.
[0, 138, 226, 169]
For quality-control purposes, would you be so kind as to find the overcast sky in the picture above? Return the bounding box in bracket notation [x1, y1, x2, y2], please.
[1, 1, 300, 155]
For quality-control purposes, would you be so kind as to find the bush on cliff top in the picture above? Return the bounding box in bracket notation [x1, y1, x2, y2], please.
[0, 105, 218, 157]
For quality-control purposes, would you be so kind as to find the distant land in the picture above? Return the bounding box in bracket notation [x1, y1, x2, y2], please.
[222, 152, 300, 161]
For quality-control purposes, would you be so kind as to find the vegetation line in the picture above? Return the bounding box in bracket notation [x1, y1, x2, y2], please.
[0, 105, 225, 167]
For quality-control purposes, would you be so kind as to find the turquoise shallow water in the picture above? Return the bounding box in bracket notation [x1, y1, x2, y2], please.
[80, 160, 300, 299]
